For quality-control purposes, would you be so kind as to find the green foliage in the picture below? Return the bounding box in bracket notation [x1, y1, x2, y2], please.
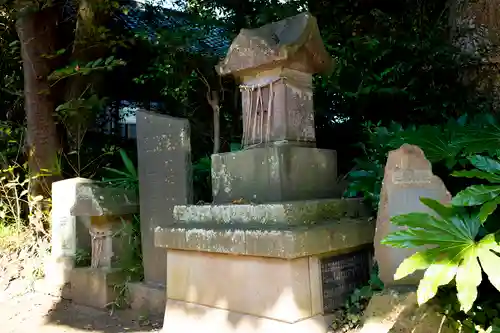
[452, 155, 500, 223]
[345, 115, 500, 211]
[382, 151, 500, 331]
[329, 264, 384, 332]
[382, 198, 500, 313]
[314, 2, 490, 124]
[102, 149, 138, 191]
[99, 150, 142, 309]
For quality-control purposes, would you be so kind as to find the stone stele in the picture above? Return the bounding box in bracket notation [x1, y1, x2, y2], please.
[374, 144, 451, 286]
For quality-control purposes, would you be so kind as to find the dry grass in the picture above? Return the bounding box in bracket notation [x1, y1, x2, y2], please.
[0, 223, 50, 286]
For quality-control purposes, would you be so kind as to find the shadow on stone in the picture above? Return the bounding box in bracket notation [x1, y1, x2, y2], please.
[42, 297, 163, 333]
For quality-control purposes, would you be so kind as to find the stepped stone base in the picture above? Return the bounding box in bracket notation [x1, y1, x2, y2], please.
[162, 299, 333, 333]
[173, 198, 369, 226]
[155, 195, 374, 333]
[155, 219, 373, 258]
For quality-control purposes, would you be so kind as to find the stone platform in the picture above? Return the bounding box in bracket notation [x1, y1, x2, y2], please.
[154, 198, 374, 333]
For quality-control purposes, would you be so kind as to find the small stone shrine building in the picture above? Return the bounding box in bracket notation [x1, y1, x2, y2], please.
[154, 12, 375, 333]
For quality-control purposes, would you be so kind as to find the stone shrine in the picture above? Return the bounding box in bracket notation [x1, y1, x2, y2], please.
[46, 177, 138, 308]
[154, 12, 374, 333]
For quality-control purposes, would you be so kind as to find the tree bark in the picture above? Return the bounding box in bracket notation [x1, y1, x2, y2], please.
[450, 0, 500, 110]
[17, 6, 61, 230]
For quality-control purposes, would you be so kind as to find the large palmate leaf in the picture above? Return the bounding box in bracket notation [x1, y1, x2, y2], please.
[382, 198, 500, 312]
[452, 155, 500, 222]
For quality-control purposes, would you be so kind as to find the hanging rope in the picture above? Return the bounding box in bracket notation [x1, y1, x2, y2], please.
[239, 68, 313, 148]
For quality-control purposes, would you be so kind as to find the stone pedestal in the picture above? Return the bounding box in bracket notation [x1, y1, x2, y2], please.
[211, 146, 338, 204]
[155, 199, 374, 333]
[70, 268, 126, 309]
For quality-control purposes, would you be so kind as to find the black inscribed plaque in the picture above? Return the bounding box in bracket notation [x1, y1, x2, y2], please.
[320, 249, 372, 313]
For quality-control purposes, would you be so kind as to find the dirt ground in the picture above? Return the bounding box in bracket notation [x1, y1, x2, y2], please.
[0, 278, 164, 333]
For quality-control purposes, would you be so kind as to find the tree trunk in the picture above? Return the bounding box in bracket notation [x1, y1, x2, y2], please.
[450, 0, 500, 110]
[17, 6, 61, 231]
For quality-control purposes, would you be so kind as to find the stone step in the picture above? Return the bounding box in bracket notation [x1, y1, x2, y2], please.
[154, 218, 374, 259]
[172, 198, 370, 226]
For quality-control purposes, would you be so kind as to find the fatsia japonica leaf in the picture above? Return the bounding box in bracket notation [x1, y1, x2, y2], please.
[477, 197, 500, 223]
[452, 185, 500, 207]
[468, 155, 500, 174]
[451, 170, 500, 183]
[382, 198, 500, 312]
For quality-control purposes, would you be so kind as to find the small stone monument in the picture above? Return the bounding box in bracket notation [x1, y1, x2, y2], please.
[154, 13, 375, 333]
[374, 144, 451, 286]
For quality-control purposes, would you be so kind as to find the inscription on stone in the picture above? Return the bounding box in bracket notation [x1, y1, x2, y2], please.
[375, 144, 451, 286]
[320, 249, 371, 313]
[136, 110, 193, 286]
[392, 169, 432, 184]
[52, 214, 77, 257]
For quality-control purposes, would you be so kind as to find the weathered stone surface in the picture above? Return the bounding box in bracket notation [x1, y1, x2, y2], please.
[85, 218, 135, 269]
[155, 219, 374, 258]
[136, 110, 193, 286]
[173, 198, 368, 226]
[211, 146, 338, 204]
[162, 299, 331, 333]
[374, 144, 451, 286]
[69, 183, 138, 216]
[357, 288, 456, 333]
[239, 70, 317, 148]
[50, 178, 94, 283]
[128, 281, 166, 315]
[216, 12, 333, 77]
[69, 267, 127, 309]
